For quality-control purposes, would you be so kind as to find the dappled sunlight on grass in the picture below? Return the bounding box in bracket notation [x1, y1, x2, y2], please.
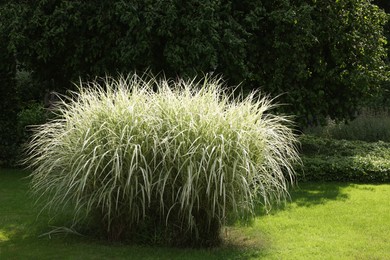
[0, 224, 25, 241]
[0, 231, 10, 242]
[222, 226, 270, 250]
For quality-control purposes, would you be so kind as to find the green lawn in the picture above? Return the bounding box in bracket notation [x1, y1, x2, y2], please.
[1, 168, 389, 259]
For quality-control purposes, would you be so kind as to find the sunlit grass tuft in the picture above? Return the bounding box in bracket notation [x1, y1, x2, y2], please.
[23, 74, 299, 246]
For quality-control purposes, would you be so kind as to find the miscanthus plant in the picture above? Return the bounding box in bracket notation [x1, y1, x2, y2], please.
[24, 74, 299, 246]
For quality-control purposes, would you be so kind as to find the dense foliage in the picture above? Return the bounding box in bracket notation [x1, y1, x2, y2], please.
[298, 135, 390, 182]
[24, 75, 299, 246]
[1, 0, 388, 127]
[374, 0, 390, 104]
[0, 4, 18, 166]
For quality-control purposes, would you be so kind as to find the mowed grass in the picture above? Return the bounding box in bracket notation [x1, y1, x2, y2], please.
[1, 169, 389, 259]
[231, 183, 390, 259]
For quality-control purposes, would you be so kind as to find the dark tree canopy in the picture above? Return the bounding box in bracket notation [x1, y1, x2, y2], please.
[0, 3, 18, 165]
[1, 0, 389, 127]
[374, 0, 390, 12]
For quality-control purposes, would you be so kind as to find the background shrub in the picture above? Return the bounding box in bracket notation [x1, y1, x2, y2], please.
[24, 74, 299, 246]
[298, 135, 390, 182]
[304, 108, 390, 142]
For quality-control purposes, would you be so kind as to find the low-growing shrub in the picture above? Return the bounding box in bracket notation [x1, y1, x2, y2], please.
[24, 74, 299, 246]
[298, 135, 390, 182]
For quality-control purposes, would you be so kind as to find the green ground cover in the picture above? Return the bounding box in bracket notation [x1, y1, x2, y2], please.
[298, 135, 390, 182]
[1, 168, 389, 259]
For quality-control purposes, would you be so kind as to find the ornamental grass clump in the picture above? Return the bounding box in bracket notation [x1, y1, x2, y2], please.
[25, 74, 299, 246]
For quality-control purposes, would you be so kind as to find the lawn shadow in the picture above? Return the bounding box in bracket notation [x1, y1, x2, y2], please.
[252, 182, 351, 216]
[0, 219, 268, 260]
[0, 196, 266, 259]
[288, 182, 350, 207]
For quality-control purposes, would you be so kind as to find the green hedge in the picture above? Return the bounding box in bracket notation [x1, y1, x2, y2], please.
[298, 135, 390, 182]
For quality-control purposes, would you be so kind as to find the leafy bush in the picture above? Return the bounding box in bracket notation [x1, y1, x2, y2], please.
[24, 74, 299, 246]
[298, 135, 390, 182]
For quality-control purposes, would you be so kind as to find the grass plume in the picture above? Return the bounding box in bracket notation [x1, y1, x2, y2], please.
[24, 74, 299, 246]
